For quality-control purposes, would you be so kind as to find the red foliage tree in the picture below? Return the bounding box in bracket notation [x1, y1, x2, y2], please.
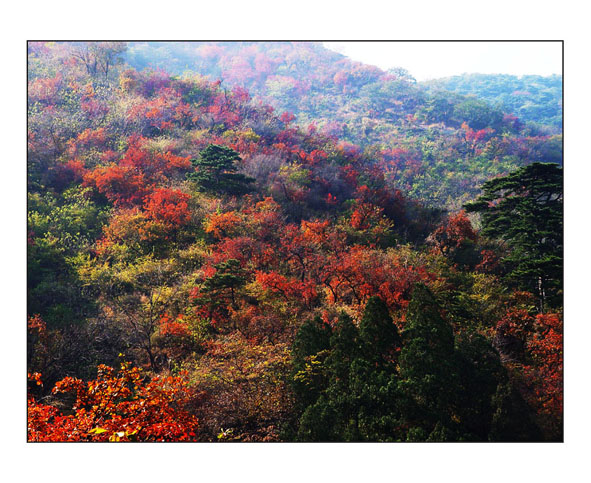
[256, 271, 318, 308]
[204, 211, 243, 240]
[428, 210, 478, 257]
[66, 127, 108, 158]
[143, 188, 192, 227]
[28, 362, 201, 442]
[323, 245, 431, 313]
[120, 137, 191, 178]
[83, 164, 151, 206]
[522, 312, 563, 437]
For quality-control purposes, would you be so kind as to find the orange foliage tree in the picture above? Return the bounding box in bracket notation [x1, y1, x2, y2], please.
[28, 362, 201, 442]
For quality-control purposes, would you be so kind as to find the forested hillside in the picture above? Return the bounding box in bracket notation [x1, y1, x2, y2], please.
[422, 73, 562, 130]
[27, 42, 562, 442]
[125, 42, 562, 209]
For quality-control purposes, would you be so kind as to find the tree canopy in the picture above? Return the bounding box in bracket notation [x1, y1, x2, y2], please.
[465, 162, 563, 311]
[188, 144, 254, 195]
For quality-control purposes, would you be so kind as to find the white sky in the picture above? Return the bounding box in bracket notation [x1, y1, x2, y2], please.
[324, 41, 562, 81]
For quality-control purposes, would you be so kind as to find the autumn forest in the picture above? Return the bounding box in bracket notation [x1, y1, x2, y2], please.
[27, 41, 563, 442]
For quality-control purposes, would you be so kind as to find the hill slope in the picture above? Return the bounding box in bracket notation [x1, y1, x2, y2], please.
[27, 42, 563, 443]
[125, 41, 562, 209]
[422, 73, 562, 129]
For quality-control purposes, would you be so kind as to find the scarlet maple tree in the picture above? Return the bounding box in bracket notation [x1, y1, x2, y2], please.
[256, 270, 318, 309]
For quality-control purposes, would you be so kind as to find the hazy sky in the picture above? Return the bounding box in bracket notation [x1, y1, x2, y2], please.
[324, 42, 562, 81]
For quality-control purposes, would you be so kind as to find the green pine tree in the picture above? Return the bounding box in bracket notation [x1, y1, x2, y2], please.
[358, 296, 401, 364]
[199, 259, 247, 309]
[397, 284, 461, 437]
[291, 315, 332, 409]
[489, 382, 543, 442]
[187, 144, 254, 195]
[292, 308, 403, 442]
[465, 162, 563, 311]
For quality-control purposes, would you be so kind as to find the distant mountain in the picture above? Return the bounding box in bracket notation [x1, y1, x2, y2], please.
[422, 73, 562, 129]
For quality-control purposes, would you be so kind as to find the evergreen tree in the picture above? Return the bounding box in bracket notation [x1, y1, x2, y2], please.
[397, 284, 461, 438]
[489, 382, 543, 442]
[465, 162, 563, 311]
[291, 315, 332, 409]
[292, 315, 333, 365]
[187, 144, 254, 195]
[358, 296, 401, 364]
[292, 308, 403, 442]
[296, 395, 338, 441]
[323, 313, 362, 441]
[454, 333, 507, 440]
[327, 312, 360, 380]
[199, 259, 248, 309]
